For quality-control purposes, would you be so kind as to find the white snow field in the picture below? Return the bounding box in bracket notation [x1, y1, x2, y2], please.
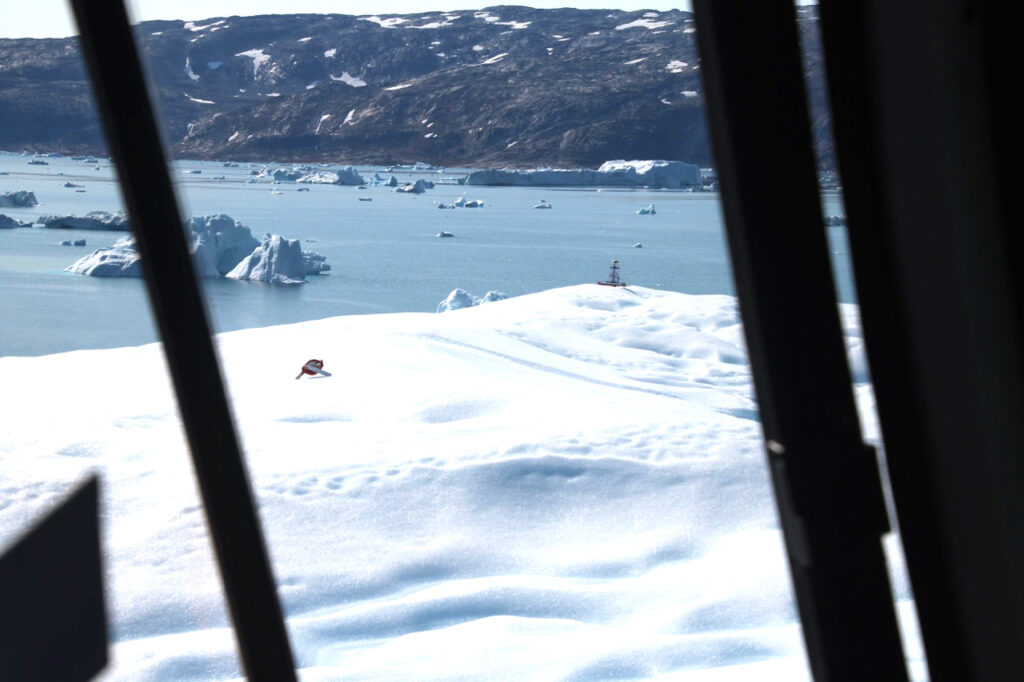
[0, 284, 922, 680]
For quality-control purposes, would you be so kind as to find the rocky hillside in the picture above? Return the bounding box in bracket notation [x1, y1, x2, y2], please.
[0, 6, 831, 168]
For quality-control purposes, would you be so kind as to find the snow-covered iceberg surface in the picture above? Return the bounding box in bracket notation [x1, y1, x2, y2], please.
[0, 285, 914, 681]
[436, 288, 509, 312]
[0, 190, 38, 207]
[464, 160, 701, 189]
[39, 211, 129, 230]
[67, 214, 328, 284]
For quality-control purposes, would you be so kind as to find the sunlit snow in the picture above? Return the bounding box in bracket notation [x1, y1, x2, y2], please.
[235, 48, 270, 77]
[184, 20, 224, 32]
[616, 18, 674, 31]
[329, 72, 367, 87]
[359, 16, 409, 28]
[479, 53, 509, 65]
[184, 58, 200, 82]
[0, 283, 923, 680]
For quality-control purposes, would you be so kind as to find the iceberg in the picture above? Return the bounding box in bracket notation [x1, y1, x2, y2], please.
[0, 190, 38, 208]
[66, 214, 327, 284]
[436, 288, 509, 312]
[303, 250, 331, 275]
[297, 167, 366, 186]
[0, 214, 29, 228]
[373, 172, 399, 187]
[636, 204, 656, 215]
[39, 211, 129, 230]
[396, 179, 434, 194]
[226, 233, 307, 284]
[465, 159, 701, 189]
[453, 195, 483, 208]
[187, 214, 260, 277]
[65, 236, 142, 277]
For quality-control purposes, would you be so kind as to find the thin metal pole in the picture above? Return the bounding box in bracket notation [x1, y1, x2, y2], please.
[67, 1, 298, 678]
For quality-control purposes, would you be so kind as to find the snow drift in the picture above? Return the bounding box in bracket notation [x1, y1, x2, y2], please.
[0, 285, 922, 681]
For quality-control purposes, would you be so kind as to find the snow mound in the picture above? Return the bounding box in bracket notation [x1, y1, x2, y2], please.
[0, 285, 918, 681]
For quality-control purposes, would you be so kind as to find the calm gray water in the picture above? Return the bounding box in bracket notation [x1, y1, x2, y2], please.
[0, 152, 850, 357]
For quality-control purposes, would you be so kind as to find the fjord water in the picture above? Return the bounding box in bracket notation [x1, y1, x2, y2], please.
[0, 152, 851, 357]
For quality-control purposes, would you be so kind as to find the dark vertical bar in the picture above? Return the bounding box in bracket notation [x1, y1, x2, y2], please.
[692, 2, 907, 680]
[67, 1, 298, 679]
[0, 477, 107, 681]
[818, 1, 1024, 679]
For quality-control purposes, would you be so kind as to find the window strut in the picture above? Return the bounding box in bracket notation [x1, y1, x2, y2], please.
[67, 1, 298, 679]
[692, 2, 908, 679]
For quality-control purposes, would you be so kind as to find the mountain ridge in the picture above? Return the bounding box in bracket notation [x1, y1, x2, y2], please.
[0, 6, 832, 168]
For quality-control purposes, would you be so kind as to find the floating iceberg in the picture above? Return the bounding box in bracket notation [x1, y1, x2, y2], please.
[396, 179, 434, 194]
[636, 204, 656, 215]
[437, 231, 454, 238]
[39, 211, 129, 230]
[533, 199, 552, 209]
[453, 195, 483, 208]
[297, 167, 366, 186]
[188, 214, 260, 277]
[65, 236, 142, 277]
[0, 214, 29, 228]
[0, 190, 38, 208]
[67, 214, 328, 285]
[226, 233, 306, 285]
[465, 159, 701, 189]
[264, 166, 318, 182]
[436, 288, 509, 312]
[303, 250, 331, 275]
